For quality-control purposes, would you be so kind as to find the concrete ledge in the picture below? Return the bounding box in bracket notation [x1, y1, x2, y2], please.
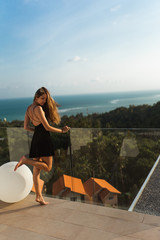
[1, 194, 160, 240]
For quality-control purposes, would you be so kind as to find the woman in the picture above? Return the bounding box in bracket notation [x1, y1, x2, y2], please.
[14, 87, 70, 205]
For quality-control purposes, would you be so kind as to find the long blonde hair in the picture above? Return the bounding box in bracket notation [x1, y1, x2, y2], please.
[34, 87, 61, 125]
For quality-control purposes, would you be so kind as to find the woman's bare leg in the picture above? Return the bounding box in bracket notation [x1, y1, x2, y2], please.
[33, 166, 48, 205]
[14, 155, 52, 172]
[14, 155, 53, 205]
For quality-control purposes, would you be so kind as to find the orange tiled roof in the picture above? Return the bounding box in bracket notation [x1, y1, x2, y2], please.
[52, 174, 86, 195]
[83, 177, 121, 197]
[93, 178, 121, 194]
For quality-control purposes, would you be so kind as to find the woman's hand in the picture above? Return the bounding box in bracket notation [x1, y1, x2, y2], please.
[62, 126, 70, 133]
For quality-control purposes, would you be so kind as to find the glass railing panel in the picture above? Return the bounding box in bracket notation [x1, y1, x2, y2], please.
[0, 127, 160, 213]
[7, 128, 31, 162]
[0, 128, 9, 166]
[70, 128, 160, 209]
[0, 127, 72, 198]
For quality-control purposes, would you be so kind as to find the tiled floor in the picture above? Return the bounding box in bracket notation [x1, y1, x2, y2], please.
[1, 194, 160, 240]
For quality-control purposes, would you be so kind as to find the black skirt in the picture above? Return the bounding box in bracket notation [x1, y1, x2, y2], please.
[29, 124, 54, 158]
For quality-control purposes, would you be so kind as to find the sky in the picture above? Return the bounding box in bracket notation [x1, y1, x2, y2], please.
[0, 0, 160, 98]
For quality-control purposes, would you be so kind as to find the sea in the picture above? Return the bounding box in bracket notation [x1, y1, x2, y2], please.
[0, 90, 160, 122]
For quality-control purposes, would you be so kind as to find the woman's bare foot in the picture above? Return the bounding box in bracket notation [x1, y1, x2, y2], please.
[36, 196, 49, 205]
[14, 155, 26, 171]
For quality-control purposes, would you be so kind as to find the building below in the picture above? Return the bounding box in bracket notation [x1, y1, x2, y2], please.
[52, 174, 121, 207]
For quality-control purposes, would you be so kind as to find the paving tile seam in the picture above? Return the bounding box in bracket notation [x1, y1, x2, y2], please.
[42, 200, 160, 225]
[3, 211, 136, 236]
[2, 202, 159, 229]
[59, 204, 147, 223]
[114, 233, 142, 240]
[120, 236, 141, 240]
[61, 218, 142, 237]
[0, 223, 65, 240]
[8, 210, 159, 236]
[57, 204, 160, 227]
[140, 215, 160, 226]
[126, 225, 159, 238]
[69, 218, 159, 237]
[3, 212, 152, 237]
[0, 221, 125, 240]
[13, 196, 160, 223]
[16, 194, 160, 221]
[140, 216, 145, 224]
[10, 205, 158, 231]
[59, 207, 150, 226]
[11, 211, 114, 233]
[17, 209, 138, 228]
[66, 223, 128, 239]
[0, 205, 148, 226]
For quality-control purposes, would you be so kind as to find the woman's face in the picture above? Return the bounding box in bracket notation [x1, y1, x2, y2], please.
[36, 93, 47, 106]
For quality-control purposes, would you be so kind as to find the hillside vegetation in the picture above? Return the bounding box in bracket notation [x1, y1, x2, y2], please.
[1, 102, 160, 208]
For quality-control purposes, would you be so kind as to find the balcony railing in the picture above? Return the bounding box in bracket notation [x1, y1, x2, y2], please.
[0, 127, 160, 213]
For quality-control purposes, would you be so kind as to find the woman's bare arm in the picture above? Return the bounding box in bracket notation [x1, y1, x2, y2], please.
[35, 106, 70, 133]
[24, 112, 35, 132]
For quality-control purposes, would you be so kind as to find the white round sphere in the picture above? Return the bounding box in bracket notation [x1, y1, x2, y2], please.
[0, 162, 33, 203]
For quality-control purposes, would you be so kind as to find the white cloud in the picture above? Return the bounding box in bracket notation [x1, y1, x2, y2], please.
[90, 75, 101, 83]
[67, 56, 88, 62]
[112, 20, 118, 25]
[110, 5, 121, 12]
